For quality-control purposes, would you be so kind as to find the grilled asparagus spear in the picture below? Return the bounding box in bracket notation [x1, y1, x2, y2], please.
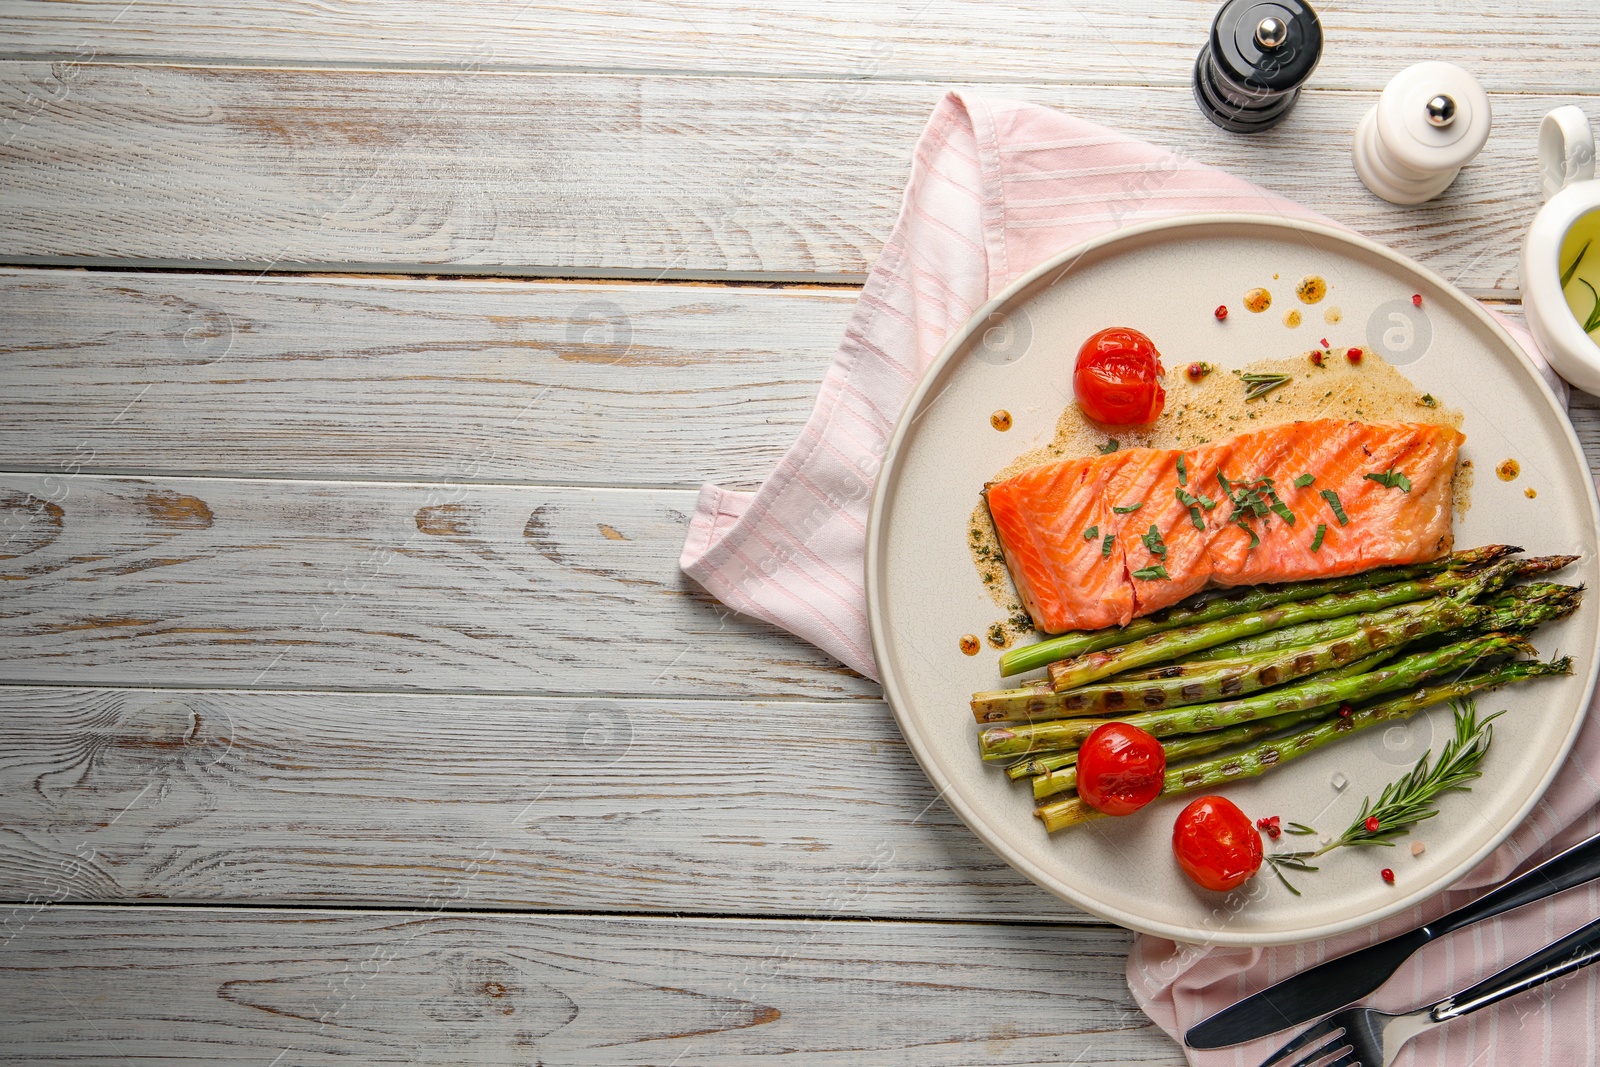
[1030, 706, 1332, 801]
[1044, 558, 1570, 692]
[1034, 657, 1573, 832]
[980, 633, 1530, 760]
[997, 545, 1517, 677]
[972, 595, 1500, 724]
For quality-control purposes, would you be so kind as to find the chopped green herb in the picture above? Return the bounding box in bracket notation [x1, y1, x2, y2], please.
[1259, 484, 1293, 525]
[1101, 533, 1115, 558]
[1132, 564, 1170, 581]
[1240, 372, 1293, 401]
[1311, 523, 1327, 552]
[1176, 454, 1188, 486]
[1097, 439, 1120, 454]
[1112, 502, 1144, 514]
[1082, 525, 1098, 541]
[1365, 469, 1413, 493]
[1418, 393, 1438, 408]
[1320, 488, 1350, 526]
[1220, 470, 1291, 525]
[1294, 473, 1315, 488]
[1176, 490, 1206, 530]
[1198, 493, 1217, 510]
[1142, 524, 1168, 559]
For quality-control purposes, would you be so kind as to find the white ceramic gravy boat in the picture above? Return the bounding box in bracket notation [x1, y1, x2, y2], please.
[1523, 105, 1600, 394]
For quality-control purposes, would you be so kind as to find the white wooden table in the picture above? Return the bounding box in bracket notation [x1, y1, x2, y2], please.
[2, 3, 1598, 1063]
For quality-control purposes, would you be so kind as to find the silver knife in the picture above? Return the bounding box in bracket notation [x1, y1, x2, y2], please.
[1184, 829, 1600, 1049]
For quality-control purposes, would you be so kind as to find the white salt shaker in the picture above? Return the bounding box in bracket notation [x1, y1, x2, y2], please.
[1352, 62, 1492, 205]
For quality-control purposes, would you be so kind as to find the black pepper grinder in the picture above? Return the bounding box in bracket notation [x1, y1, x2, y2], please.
[1193, 0, 1323, 134]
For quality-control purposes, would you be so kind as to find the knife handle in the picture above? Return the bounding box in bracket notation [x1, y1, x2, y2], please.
[1428, 830, 1600, 940]
[1430, 915, 1600, 1022]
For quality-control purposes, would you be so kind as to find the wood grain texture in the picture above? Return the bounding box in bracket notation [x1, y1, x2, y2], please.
[0, 685, 1094, 921]
[1, 62, 1589, 289]
[0, 474, 877, 697]
[0, 268, 849, 489]
[5, 273, 1596, 494]
[1, 0, 1596, 95]
[0, 907, 1183, 1065]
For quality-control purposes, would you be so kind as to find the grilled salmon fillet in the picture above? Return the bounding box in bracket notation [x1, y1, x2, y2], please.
[984, 420, 1464, 633]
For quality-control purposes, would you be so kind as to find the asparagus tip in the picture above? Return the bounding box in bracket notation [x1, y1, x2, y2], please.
[1518, 554, 1581, 577]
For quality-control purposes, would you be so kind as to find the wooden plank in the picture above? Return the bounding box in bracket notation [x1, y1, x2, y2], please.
[0, 906, 1182, 1065]
[1, 0, 1595, 95]
[0, 685, 1090, 921]
[6, 274, 1594, 493]
[0, 474, 877, 698]
[0, 269, 848, 489]
[0, 62, 1584, 290]
[1570, 389, 1600, 466]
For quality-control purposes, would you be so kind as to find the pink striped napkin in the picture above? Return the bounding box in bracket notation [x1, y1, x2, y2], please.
[680, 91, 1598, 1064]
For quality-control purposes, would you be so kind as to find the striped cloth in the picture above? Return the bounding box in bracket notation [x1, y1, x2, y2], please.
[679, 91, 1598, 1064]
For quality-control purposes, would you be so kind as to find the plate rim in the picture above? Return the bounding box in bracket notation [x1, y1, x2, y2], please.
[864, 211, 1600, 945]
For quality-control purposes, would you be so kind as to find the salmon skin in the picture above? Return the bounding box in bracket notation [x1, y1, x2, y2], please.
[983, 420, 1464, 634]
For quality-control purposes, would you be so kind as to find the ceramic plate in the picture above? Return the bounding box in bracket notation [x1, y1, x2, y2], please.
[865, 214, 1600, 945]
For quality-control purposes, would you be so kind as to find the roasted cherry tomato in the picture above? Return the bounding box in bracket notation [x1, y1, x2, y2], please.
[1075, 722, 1167, 816]
[1172, 795, 1263, 892]
[1074, 327, 1166, 426]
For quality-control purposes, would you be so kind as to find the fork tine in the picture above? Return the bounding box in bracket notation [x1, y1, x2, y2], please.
[1316, 1053, 1362, 1067]
[1284, 1042, 1355, 1067]
[1258, 1019, 1346, 1067]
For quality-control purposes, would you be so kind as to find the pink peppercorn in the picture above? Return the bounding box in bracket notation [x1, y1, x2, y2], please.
[1381, 868, 1395, 884]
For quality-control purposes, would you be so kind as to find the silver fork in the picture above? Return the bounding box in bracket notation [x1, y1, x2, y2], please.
[1261, 914, 1600, 1067]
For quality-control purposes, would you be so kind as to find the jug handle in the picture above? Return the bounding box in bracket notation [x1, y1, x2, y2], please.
[1541, 105, 1596, 201]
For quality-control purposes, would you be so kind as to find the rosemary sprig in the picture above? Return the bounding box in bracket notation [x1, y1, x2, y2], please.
[1240, 372, 1293, 401]
[1579, 279, 1600, 335]
[1264, 699, 1502, 895]
[1562, 240, 1589, 290]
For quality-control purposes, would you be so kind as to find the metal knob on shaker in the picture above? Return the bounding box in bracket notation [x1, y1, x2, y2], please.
[1353, 62, 1493, 204]
[1193, 0, 1323, 134]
